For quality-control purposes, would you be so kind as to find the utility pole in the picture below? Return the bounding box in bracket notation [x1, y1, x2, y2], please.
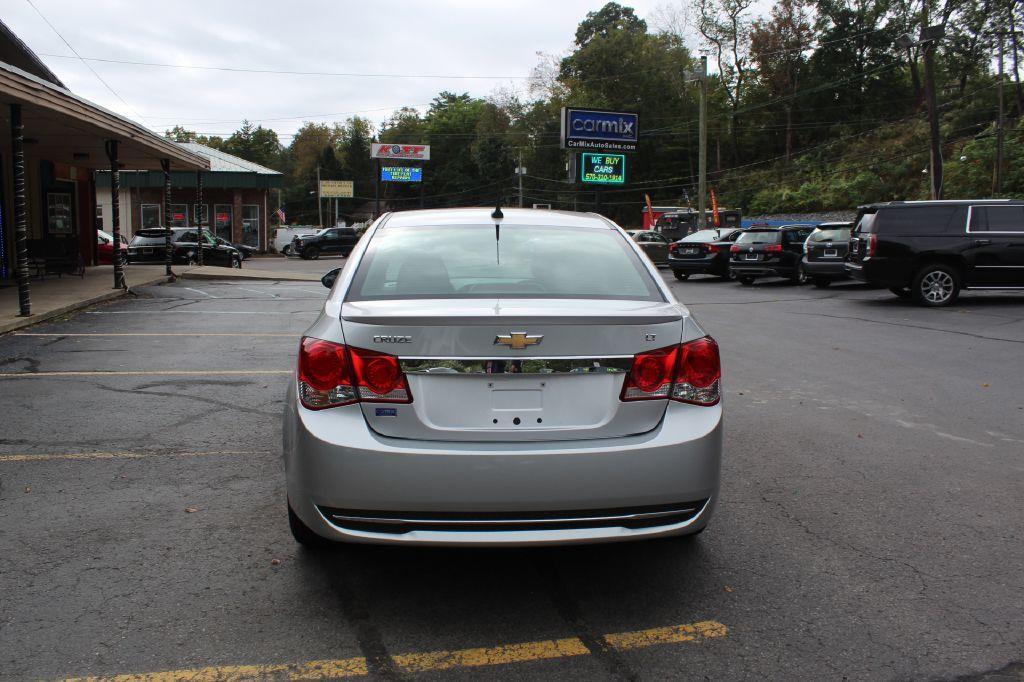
[900, 26, 945, 200]
[697, 55, 708, 232]
[517, 150, 525, 208]
[316, 164, 323, 227]
[995, 32, 1006, 195]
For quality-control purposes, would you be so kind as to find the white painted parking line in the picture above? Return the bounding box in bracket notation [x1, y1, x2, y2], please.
[14, 333, 296, 337]
[236, 286, 280, 298]
[87, 310, 303, 315]
[184, 287, 217, 299]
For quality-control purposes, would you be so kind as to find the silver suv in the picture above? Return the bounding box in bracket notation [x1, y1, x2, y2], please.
[283, 208, 723, 546]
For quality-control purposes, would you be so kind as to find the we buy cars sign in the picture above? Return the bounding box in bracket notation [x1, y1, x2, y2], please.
[371, 143, 430, 161]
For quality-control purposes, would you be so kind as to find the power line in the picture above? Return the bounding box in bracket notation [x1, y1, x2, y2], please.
[25, 0, 147, 122]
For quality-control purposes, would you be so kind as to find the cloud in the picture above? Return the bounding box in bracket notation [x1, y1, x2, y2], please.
[5, 0, 662, 142]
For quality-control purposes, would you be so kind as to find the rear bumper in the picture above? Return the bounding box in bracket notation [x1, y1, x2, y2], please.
[729, 262, 795, 278]
[844, 259, 908, 287]
[283, 382, 722, 546]
[669, 255, 725, 275]
[802, 257, 848, 278]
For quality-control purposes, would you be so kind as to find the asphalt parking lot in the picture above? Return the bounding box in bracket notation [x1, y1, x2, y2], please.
[1, 273, 1022, 681]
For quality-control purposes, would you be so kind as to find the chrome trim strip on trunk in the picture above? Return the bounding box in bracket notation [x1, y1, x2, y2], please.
[399, 357, 633, 375]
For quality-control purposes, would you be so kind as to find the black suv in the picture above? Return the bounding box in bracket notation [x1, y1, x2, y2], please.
[729, 225, 814, 285]
[801, 222, 853, 287]
[845, 200, 1024, 306]
[127, 228, 242, 267]
[668, 228, 742, 280]
[291, 227, 358, 260]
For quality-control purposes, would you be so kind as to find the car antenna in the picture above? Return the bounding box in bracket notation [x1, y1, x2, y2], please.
[492, 198, 503, 265]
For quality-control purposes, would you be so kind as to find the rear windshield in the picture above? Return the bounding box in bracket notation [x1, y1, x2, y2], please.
[130, 233, 170, 246]
[347, 225, 664, 301]
[682, 229, 728, 242]
[809, 228, 851, 242]
[735, 230, 780, 244]
[853, 212, 877, 234]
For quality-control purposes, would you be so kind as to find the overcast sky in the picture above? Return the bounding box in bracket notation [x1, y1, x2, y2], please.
[4, 0, 683, 144]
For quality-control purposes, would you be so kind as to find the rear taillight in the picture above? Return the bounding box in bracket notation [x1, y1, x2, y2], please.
[705, 243, 720, 254]
[621, 337, 721, 406]
[865, 234, 878, 257]
[348, 347, 412, 403]
[669, 243, 679, 254]
[730, 244, 741, 253]
[297, 337, 411, 410]
[764, 244, 783, 253]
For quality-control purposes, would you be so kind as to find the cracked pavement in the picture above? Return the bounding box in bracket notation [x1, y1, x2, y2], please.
[0, 275, 1022, 680]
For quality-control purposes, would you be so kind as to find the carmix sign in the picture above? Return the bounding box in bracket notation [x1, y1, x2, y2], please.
[371, 143, 430, 161]
[560, 108, 639, 152]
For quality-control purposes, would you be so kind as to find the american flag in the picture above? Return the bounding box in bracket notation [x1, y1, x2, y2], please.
[276, 207, 286, 224]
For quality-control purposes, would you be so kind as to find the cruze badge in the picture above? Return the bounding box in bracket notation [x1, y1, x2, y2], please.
[494, 332, 543, 350]
[373, 335, 412, 344]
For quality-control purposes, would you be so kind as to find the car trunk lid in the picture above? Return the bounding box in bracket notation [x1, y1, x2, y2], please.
[341, 298, 686, 442]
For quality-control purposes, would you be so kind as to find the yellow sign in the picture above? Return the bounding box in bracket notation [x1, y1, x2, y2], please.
[320, 180, 354, 198]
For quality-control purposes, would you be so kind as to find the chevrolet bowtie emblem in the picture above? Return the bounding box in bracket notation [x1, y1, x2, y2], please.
[494, 331, 543, 350]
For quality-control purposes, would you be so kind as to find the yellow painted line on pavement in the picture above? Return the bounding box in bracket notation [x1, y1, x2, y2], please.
[0, 370, 290, 378]
[63, 620, 727, 681]
[13, 333, 296, 337]
[0, 450, 265, 463]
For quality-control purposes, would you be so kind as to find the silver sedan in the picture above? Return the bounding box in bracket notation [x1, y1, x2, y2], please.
[283, 208, 723, 546]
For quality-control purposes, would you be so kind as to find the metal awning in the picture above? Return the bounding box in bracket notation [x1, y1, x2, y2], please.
[0, 60, 208, 171]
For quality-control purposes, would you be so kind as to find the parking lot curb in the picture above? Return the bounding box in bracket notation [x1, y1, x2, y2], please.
[178, 266, 321, 282]
[0, 274, 171, 335]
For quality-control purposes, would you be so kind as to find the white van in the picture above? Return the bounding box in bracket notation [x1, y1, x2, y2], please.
[272, 226, 320, 255]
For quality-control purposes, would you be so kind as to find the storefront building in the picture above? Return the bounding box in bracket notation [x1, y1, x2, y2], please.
[0, 19, 208, 316]
[95, 144, 281, 251]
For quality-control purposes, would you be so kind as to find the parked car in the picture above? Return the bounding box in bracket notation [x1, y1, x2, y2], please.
[284, 208, 723, 547]
[290, 227, 359, 260]
[215, 236, 257, 260]
[127, 228, 243, 268]
[626, 229, 671, 266]
[96, 229, 127, 265]
[845, 200, 1024, 306]
[668, 228, 742, 280]
[729, 225, 814, 285]
[801, 222, 853, 287]
[273, 226, 320, 255]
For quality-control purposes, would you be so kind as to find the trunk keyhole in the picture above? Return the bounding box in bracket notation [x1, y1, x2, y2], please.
[513, 417, 521, 425]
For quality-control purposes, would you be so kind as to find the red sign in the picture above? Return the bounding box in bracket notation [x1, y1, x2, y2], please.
[371, 143, 431, 161]
[710, 189, 720, 227]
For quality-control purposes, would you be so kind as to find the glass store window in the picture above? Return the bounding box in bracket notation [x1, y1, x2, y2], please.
[242, 205, 260, 247]
[169, 204, 189, 227]
[193, 204, 209, 228]
[214, 204, 233, 240]
[141, 204, 161, 229]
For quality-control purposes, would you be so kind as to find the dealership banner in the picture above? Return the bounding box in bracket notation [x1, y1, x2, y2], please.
[371, 143, 431, 161]
[561, 108, 639, 152]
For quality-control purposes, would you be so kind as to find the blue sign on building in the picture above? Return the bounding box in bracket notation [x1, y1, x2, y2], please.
[381, 166, 423, 183]
[561, 108, 639, 152]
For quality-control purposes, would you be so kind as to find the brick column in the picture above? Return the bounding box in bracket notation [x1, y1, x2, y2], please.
[232, 189, 242, 244]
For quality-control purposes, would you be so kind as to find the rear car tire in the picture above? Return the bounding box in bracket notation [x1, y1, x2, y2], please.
[673, 271, 689, 281]
[281, 245, 291, 256]
[288, 501, 332, 548]
[232, 256, 242, 269]
[737, 275, 755, 286]
[796, 267, 809, 284]
[912, 263, 960, 307]
[304, 247, 320, 260]
[812, 277, 831, 288]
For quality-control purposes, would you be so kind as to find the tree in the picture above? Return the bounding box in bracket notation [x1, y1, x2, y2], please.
[163, 126, 224, 148]
[749, 0, 813, 159]
[220, 120, 283, 170]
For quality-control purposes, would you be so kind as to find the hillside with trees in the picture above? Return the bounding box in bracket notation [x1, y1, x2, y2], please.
[165, 0, 1024, 227]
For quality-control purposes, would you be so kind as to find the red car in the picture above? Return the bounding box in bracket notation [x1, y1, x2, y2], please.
[97, 229, 127, 265]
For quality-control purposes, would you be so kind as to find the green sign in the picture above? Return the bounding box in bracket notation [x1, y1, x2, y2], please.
[580, 153, 626, 185]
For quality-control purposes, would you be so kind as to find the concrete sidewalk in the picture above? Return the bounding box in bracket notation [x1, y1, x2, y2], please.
[0, 266, 169, 335]
[1, 261, 324, 334]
